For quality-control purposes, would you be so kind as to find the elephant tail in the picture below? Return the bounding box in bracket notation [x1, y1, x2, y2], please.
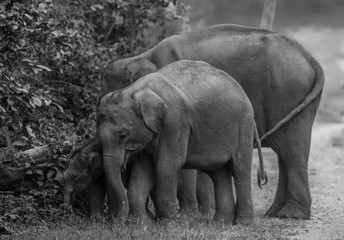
[259, 54, 325, 143]
[254, 123, 268, 189]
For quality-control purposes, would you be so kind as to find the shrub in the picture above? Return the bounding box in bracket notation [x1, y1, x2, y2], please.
[0, 0, 183, 219]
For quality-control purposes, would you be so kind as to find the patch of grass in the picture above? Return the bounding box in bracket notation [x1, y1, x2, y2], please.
[1, 149, 300, 240]
[331, 130, 344, 147]
[2, 212, 304, 240]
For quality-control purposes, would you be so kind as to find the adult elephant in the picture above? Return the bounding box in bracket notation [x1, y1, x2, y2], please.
[101, 24, 324, 219]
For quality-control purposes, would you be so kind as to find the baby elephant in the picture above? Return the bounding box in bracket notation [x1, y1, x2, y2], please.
[63, 139, 213, 219]
[63, 139, 155, 218]
[97, 60, 267, 225]
[63, 139, 108, 214]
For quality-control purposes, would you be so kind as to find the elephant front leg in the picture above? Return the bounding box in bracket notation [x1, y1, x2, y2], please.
[177, 169, 197, 213]
[153, 121, 190, 220]
[155, 161, 179, 219]
[127, 153, 155, 220]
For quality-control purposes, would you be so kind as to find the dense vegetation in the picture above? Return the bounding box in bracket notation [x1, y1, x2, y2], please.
[0, 0, 182, 226]
[0, 0, 182, 149]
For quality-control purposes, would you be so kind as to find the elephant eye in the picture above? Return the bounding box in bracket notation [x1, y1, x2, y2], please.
[130, 93, 135, 100]
[119, 132, 128, 142]
[71, 174, 78, 181]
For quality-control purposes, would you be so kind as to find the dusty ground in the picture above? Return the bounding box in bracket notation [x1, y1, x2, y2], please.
[254, 121, 344, 240]
[265, 26, 344, 240]
[292, 122, 344, 240]
[289, 27, 344, 240]
[252, 26, 344, 240]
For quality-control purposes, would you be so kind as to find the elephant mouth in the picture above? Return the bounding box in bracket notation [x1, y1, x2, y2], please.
[122, 147, 144, 169]
[64, 188, 75, 206]
[122, 151, 131, 172]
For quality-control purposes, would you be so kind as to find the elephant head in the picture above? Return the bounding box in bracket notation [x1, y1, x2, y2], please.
[101, 58, 158, 96]
[96, 87, 166, 219]
[63, 144, 104, 206]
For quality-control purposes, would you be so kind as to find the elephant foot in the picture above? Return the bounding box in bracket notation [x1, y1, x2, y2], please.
[212, 214, 235, 226]
[179, 205, 198, 215]
[155, 210, 180, 223]
[264, 203, 284, 218]
[198, 206, 214, 216]
[210, 217, 234, 228]
[276, 202, 310, 219]
[188, 218, 208, 229]
[234, 215, 254, 225]
[126, 216, 152, 226]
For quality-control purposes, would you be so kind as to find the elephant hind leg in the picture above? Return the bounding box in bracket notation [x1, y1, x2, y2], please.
[264, 156, 287, 217]
[196, 170, 214, 215]
[127, 153, 155, 219]
[208, 166, 235, 225]
[231, 118, 254, 224]
[266, 105, 315, 219]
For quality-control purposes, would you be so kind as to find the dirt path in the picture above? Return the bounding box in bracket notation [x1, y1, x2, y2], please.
[292, 122, 344, 240]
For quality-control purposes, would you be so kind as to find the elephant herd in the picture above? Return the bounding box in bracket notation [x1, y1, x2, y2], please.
[63, 24, 324, 225]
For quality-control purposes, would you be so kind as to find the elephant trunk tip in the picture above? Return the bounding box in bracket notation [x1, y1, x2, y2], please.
[63, 198, 70, 207]
[63, 189, 73, 207]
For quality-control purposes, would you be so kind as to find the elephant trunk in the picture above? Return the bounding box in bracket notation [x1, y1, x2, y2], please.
[103, 150, 129, 221]
[63, 183, 73, 206]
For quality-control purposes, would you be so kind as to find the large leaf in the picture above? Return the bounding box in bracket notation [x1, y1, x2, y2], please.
[12, 138, 27, 147]
[7, 97, 15, 106]
[31, 96, 42, 106]
[36, 65, 52, 72]
[26, 125, 36, 139]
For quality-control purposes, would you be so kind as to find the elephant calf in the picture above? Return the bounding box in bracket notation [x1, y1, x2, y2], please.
[97, 60, 266, 225]
[63, 138, 214, 218]
[63, 139, 108, 214]
[63, 138, 155, 218]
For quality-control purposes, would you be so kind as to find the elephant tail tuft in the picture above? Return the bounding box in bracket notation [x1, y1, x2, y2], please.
[254, 123, 268, 189]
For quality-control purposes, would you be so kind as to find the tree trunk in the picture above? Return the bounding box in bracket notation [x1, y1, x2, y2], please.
[0, 145, 54, 192]
[260, 0, 277, 30]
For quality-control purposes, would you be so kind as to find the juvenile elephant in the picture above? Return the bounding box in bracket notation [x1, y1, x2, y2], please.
[63, 139, 156, 218]
[63, 139, 109, 214]
[102, 24, 324, 219]
[63, 138, 213, 217]
[97, 60, 266, 225]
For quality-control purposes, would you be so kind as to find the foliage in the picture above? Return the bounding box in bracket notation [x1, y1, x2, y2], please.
[0, 0, 181, 149]
[0, 0, 182, 224]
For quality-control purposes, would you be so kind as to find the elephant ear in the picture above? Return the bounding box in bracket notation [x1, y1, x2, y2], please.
[89, 152, 104, 180]
[126, 59, 158, 83]
[134, 88, 166, 133]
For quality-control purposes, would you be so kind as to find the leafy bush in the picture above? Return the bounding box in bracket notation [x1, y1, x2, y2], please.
[0, 0, 183, 221]
[0, 0, 181, 149]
